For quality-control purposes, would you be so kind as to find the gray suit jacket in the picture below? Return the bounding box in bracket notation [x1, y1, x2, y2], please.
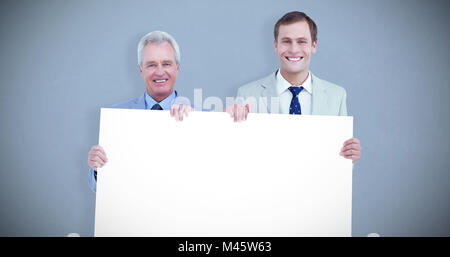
[110, 94, 146, 109]
[237, 71, 348, 116]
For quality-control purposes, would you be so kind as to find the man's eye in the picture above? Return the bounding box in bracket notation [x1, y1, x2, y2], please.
[163, 63, 171, 66]
[147, 64, 155, 67]
[282, 40, 290, 44]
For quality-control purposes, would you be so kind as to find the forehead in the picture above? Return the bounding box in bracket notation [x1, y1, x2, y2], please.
[142, 42, 176, 62]
[278, 21, 311, 40]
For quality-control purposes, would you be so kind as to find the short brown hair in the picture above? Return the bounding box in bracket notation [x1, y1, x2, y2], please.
[274, 11, 318, 43]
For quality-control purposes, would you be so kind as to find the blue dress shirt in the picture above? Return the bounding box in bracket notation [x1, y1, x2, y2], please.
[144, 90, 177, 110]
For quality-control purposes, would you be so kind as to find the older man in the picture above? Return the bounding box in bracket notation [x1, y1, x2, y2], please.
[87, 31, 191, 192]
[228, 11, 361, 163]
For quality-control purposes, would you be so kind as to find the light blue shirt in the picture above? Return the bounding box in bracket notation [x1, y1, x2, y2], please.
[144, 90, 177, 110]
[88, 91, 178, 192]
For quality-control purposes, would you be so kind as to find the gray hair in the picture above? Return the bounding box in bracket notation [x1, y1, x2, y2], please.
[137, 31, 181, 66]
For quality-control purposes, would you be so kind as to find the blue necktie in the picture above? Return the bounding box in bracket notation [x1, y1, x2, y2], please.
[288, 86, 303, 115]
[151, 103, 163, 110]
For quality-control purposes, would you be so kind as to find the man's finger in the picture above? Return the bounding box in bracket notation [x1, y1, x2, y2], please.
[90, 151, 107, 163]
[99, 150, 108, 162]
[94, 156, 104, 166]
[183, 106, 191, 117]
[88, 159, 99, 171]
[344, 154, 360, 163]
[342, 149, 360, 158]
[343, 149, 355, 156]
[98, 152, 108, 163]
[240, 105, 245, 121]
[173, 105, 180, 121]
[341, 149, 356, 155]
[93, 145, 106, 156]
[343, 137, 360, 145]
[341, 143, 361, 151]
[244, 104, 250, 120]
[341, 152, 356, 159]
[91, 149, 107, 158]
[170, 105, 176, 116]
[92, 145, 102, 151]
[178, 106, 186, 121]
[236, 105, 241, 122]
[343, 138, 353, 145]
[89, 155, 104, 166]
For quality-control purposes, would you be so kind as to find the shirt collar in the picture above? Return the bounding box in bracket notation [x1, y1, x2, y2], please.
[276, 69, 312, 95]
[144, 90, 177, 110]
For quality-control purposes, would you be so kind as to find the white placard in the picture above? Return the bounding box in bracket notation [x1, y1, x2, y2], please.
[94, 108, 353, 236]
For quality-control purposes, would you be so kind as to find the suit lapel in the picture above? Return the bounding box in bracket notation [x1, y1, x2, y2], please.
[134, 94, 146, 109]
[260, 71, 279, 113]
[311, 73, 328, 115]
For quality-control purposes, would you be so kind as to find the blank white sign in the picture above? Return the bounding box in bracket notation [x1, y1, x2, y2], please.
[94, 109, 353, 237]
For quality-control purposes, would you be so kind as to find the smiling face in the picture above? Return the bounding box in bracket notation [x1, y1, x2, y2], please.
[139, 42, 179, 102]
[274, 20, 317, 83]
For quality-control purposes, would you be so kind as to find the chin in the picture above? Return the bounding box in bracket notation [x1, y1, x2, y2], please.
[280, 63, 299, 72]
[285, 67, 305, 74]
[154, 90, 171, 96]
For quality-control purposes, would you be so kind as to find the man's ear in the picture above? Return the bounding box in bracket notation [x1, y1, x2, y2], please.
[311, 40, 317, 54]
[177, 63, 180, 71]
[138, 64, 145, 80]
[274, 39, 278, 53]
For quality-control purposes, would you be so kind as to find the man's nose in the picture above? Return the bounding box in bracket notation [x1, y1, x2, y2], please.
[155, 65, 165, 75]
[289, 43, 301, 54]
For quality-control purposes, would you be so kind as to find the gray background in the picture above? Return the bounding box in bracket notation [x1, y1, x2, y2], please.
[0, 0, 449, 237]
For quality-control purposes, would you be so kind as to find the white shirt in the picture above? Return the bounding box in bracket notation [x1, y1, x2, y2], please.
[275, 70, 312, 115]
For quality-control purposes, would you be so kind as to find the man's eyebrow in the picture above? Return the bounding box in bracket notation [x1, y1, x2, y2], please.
[144, 60, 174, 65]
[281, 36, 308, 40]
